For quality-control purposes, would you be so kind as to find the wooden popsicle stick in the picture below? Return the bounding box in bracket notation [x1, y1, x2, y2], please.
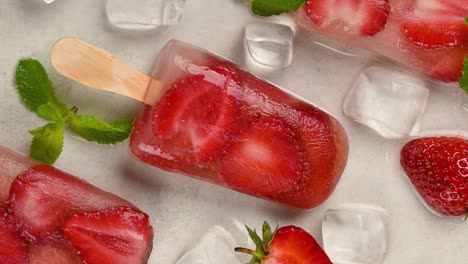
[50, 37, 164, 105]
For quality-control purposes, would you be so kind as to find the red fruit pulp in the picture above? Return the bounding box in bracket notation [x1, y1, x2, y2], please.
[130, 41, 348, 209]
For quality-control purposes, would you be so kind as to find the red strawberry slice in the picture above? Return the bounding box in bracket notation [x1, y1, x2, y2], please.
[220, 116, 307, 198]
[27, 244, 82, 264]
[131, 105, 218, 179]
[153, 68, 240, 162]
[9, 165, 133, 239]
[403, 0, 468, 48]
[0, 207, 27, 264]
[236, 222, 332, 264]
[401, 137, 468, 216]
[304, 0, 390, 36]
[62, 207, 153, 264]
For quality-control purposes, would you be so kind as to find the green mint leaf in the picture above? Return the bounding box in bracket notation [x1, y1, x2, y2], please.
[29, 123, 64, 165]
[251, 0, 305, 16]
[15, 59, 68, 115]
[68, 114, 133, 144]
[460, 56, 468, 93]
[37, 103, 65, 124]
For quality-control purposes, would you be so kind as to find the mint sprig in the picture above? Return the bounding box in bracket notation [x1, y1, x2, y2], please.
[251, 0, 305, 16]
[460, 17, 468, 93]
[15, 59, 133, 164]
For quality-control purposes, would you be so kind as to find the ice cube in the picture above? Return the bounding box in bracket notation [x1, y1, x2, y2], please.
[322, 204, 388, 264]
[343, 65, 429, 139]
[43, 0, 55, 3]
[245, 21, 294, 68]
[176, 219, 252, 264]
[106, 0, 186, 30]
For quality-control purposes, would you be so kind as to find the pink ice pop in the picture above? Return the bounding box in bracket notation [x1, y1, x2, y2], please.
[130, 40, 349, 209]
[51, 38, 349, 210]
[0, 146, 153, 264]
[296, 0, 468, 82]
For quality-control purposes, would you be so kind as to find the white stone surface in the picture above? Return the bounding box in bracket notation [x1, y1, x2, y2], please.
[1, 1, 468, 263]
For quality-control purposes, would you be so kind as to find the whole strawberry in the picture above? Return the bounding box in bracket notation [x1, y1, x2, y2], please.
[401, 136, 468, 217]
[235, 221, 331, 264]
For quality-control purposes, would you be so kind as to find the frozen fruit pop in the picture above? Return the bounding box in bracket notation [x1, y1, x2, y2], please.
[0, 145, 153, 264]
[51, 38, 349, 209]
[296, 0, 468, 82]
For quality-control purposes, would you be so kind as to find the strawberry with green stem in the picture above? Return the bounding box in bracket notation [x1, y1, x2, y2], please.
[235, 221, 331, 264]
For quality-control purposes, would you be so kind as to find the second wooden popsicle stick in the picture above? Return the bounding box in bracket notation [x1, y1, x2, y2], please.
[50, 37, 164, 105]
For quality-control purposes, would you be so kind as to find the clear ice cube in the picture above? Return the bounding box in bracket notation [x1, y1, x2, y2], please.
[343, 65, 430, 139]
[245, 21, 294, 68]
[322, 204, 388, 264]
[176, 219, 252, 264]
[106, 0, 186, 30]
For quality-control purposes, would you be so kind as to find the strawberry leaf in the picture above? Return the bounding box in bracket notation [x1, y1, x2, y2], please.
[29, 123, 64, 165]
[251, 0, 305, 16]
[68, 114, 133, 144]
[262, 221, 272, 252]
[237, 221, 280, 263]
[246, 226, 265, 256]
[266, 221, 278, 248]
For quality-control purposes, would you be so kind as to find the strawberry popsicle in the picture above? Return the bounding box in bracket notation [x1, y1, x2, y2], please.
[295, 0, 468, 82]
[0, 146, 153, 264]
[50, 38, 348, 209]
[129, 40, 349, 209]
